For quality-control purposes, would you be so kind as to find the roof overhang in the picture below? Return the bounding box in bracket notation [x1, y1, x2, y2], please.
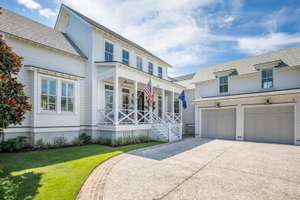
[193, 88, 300, 103]
[254, 60, 288, 70]
[25, 65, 84, 80]
[213, 68, 238, 78]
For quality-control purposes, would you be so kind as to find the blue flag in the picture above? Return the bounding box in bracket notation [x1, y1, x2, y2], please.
[178, 90, 187, 109]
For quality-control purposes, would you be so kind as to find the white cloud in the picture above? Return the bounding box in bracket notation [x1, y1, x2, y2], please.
[17, 0, 56, 19]
[17, 0, 41, 10]
[237, 32, 300, 54]
[39, 8, 56, 18]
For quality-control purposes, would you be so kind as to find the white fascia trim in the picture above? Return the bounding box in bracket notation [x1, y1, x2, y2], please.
[193, 89, 300, 103]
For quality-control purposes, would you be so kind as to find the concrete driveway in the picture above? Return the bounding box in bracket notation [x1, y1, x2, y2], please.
[77, 138, 300, 200]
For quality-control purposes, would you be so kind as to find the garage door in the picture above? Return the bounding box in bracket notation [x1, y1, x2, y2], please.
[201, 108, 236, 140]
[244, 106, 294, 144]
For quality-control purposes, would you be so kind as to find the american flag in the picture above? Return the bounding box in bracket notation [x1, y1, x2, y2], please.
[144, 80, 154, 107]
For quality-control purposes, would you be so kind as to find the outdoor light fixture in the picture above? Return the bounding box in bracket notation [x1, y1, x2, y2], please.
[265, 99, 272, 105]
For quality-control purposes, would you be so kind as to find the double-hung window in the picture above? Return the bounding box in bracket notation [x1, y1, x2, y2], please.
[41, 78, 57, 111]
[158, 66, 163, 78]
[61, 82, 74, 112]
[148, 62, 153, 75]
[105, 85, 114, 110]
[261, 68, 273, 89]
[122, 50, 129, 65]
[105, 41, 114, 62]
[136, 56, 143, 70]
[219, 76, 228, 93]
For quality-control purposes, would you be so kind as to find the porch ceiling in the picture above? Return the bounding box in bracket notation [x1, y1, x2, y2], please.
[95, 61, 184, 93]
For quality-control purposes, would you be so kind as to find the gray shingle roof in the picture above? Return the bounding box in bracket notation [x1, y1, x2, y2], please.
[173, 73, 195, 81]
[193, 46, 300, 83]
[0, 7, 87, 59]
[62, 4, 171, 67]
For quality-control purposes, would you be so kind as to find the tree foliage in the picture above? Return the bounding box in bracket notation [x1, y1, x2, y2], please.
[0, 36, 32, 139]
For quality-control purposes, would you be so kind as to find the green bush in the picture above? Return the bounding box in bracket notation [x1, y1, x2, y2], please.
[78, 133, 91, 144]
[72, 137, 84, 146]
[53, 137, 67, 148]
[109, 135, 152, 147]
[0, 136, 29, 152]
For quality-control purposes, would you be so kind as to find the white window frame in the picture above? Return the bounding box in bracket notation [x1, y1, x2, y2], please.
[105, 41, 114, 62]
[136, 56, 143, 70]
[148, 62, 153, 75]
[219, 75, 229, 94]
[122, 49, 130, 65]
[40, 77, 57, 112]
[158, 66, 163, 78]
[261, 68, 274, 89]
[104, 84, 114, 111]
[61, 81, 75, 113]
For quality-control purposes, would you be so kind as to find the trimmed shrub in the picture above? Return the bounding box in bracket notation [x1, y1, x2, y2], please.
[53, 137, 67, 148]
[78, 133, 91, 144]
[0, 136, 29, 152]
[72, 137, 84, 146]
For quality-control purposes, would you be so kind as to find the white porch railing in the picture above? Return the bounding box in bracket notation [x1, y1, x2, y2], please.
[98, 109, 181, 125]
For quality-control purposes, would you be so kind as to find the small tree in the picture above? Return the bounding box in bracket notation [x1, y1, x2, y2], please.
[0, 36, 32, 141]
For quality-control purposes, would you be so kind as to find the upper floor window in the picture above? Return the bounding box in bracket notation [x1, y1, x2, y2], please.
[148, 62, 153, 75]
[41, 78, 57, 111]
[105, 41, 114, 62]
[219, 76, 228, 93]
[61, 82, 74, 112]
[122, 49, 129, 65]
[136, 56, 143, 70]
[158, 66, 163, 78]
[261, 68, 273, 89]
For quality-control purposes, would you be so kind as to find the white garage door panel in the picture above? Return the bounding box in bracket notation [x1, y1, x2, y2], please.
[201, 109, 236, 140]
[244, 106, 294, 144]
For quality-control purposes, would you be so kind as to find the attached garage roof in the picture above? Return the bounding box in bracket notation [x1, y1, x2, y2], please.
[193, 46, 300, 83]
[0, 7, 87, 59]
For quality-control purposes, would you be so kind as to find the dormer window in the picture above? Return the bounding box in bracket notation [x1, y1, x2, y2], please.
[105, 41, 114, 62]
[219, 76, 228, 93]
[261, 68, 273, 89]
[122, 50, 129, 65]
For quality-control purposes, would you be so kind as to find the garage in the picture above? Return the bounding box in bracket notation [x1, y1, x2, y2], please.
[244, 106, 294, 144]
[201, 108, 236, 140]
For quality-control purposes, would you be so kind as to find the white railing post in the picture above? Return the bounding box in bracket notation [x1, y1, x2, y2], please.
[171, 90, 175, 123]
[113, 74, 119, 125]
[134, 81, 138, 125]
[162, 89, 165, 122]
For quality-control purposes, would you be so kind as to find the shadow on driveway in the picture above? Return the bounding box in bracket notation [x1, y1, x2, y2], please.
[129, 138, 213, 160]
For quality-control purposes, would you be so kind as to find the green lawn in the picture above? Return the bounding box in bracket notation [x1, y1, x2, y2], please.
[0, 143, 159, 200]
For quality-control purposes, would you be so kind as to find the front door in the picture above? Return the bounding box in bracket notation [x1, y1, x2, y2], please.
[138, 91, 144, 121]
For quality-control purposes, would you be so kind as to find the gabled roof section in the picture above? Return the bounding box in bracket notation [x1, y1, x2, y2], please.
[173, 73, 195, 81]
[61, 4, 171, 67]
[193, 45, 300, 83]
[0, 7, 87, 59]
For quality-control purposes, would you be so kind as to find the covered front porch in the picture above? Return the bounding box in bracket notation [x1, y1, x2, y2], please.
[95, 62, 184, 141]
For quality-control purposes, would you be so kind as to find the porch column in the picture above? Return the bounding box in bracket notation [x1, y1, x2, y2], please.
[161, 89, 165, 121]
[134, 80, 138, 124]
[171, 90, 175, 122]
[236, 104, 244, 141]
[113, 74, 119, 125]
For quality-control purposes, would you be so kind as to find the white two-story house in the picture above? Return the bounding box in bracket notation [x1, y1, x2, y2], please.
[193, 47, 300, 145]
[0, 5, 184, 144]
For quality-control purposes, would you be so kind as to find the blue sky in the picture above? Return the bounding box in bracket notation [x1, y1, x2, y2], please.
[1, 0, 300, 76]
